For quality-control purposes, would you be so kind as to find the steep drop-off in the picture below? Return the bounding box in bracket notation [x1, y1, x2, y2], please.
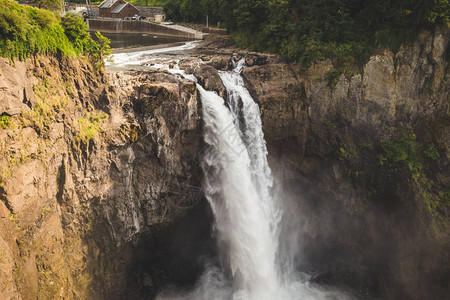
[189, 28, 449, 299]
[0, 56, 212, 299]
[239, 28, 449, 299]
[0, 27, 448, 300]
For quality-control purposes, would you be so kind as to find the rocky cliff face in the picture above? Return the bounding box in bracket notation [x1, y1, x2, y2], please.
[240, 27, 449, 299]
[0, 55, 107, 300]
[0, 56, 208, 299]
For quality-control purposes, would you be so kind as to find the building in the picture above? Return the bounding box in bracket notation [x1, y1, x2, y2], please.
[99, 0, 119, 18]
[111, 2, 139, 19]
[99, 0, 139, 19]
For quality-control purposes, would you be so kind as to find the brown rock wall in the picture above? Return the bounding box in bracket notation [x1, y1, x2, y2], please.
[241, 28, 449, 300]
[0, 56, 203, 299]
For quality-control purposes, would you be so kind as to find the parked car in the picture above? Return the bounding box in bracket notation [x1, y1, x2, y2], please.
[132, 14, 144, 20]
[82, 11, 97, 19]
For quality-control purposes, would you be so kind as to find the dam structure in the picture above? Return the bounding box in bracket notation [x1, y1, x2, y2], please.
[87, 19, 207, 39]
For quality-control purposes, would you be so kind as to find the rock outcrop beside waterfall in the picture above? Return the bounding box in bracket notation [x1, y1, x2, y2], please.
[0, 57, 204, 299]
[239, 28, 449, 300]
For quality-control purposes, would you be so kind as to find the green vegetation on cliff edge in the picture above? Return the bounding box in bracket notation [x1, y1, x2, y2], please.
[377, 129, 450, 238]
[0, 0, 110, 61]
[165, 0, 449, 66]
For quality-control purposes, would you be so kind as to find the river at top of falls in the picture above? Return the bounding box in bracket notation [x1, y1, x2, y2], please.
[105, 40, 199, 69]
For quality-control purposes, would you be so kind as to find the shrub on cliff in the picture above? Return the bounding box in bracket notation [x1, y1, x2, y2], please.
[61, 12, 93, 53]
[0, 0, 75, 59]
[0, 0, 110, 62]
[62, 12, 111, 66]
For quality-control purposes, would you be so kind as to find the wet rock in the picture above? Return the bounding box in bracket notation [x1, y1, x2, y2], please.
[197, 35, 236, 50]
[205, 55, 232, 70]
[191, 64, 226, 98]
[242, 63, 307, 153]
[245, 53, 269, 67]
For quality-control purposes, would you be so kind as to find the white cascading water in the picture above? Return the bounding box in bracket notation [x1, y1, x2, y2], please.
[159, 59, 352, 300]
[199, 83, 279, 300]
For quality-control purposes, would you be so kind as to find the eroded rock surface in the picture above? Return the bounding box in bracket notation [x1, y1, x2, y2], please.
[241, 28, 449, 300]
[0, 57, 204, 299]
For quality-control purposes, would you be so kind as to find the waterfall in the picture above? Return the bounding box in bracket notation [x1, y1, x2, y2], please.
[159, 60, 352, 300]
[198, 82, 280, 299]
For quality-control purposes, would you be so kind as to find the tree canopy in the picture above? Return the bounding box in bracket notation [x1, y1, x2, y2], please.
[33, 0, 62, 11]
[164, 0, 449, 66]
[0, 0, 110, 62]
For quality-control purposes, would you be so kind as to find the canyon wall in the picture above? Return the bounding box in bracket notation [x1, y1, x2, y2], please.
[0, 56, 207, 299]
[0, 27, 448, 300]
[239, 27, 449, 299]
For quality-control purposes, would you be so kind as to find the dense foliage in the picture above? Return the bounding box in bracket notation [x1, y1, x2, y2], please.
[62, 12, 111, 61]
[164, 0, 449, 66]
[0, 0, 110, 61]
[33, 0, 61, 10]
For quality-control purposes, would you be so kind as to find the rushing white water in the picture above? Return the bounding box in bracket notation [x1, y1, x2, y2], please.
[105, 41, 199, 67]
[158, 60, 352, 300]
[199, 84, 279, 299]
[106, 49, 356, 299]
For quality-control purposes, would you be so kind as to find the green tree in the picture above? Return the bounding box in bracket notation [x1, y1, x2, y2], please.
[0, 6, 29, 40]
[161, 0, 447, 66]
[34, 0, 61, 10]
[94, 31, 112, 58]
[0, 0, 111, 61]
[180, 0, 202, 22]
[429, 0, 450, 24]
[233, 0, 268, 31]
[61, 13, 111, 67]
[62, 12, 92, 53]
[164, 0, 182, 21]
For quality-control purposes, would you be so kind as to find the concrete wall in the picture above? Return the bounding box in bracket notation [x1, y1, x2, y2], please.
[135, 6, 164, 18]
[201, 27, 228, 35]
[87, 19, 197, 39]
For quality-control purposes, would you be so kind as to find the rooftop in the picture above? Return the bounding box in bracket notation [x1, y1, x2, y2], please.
[99, 0, 118, 9]
[111, 3, 127, 14]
